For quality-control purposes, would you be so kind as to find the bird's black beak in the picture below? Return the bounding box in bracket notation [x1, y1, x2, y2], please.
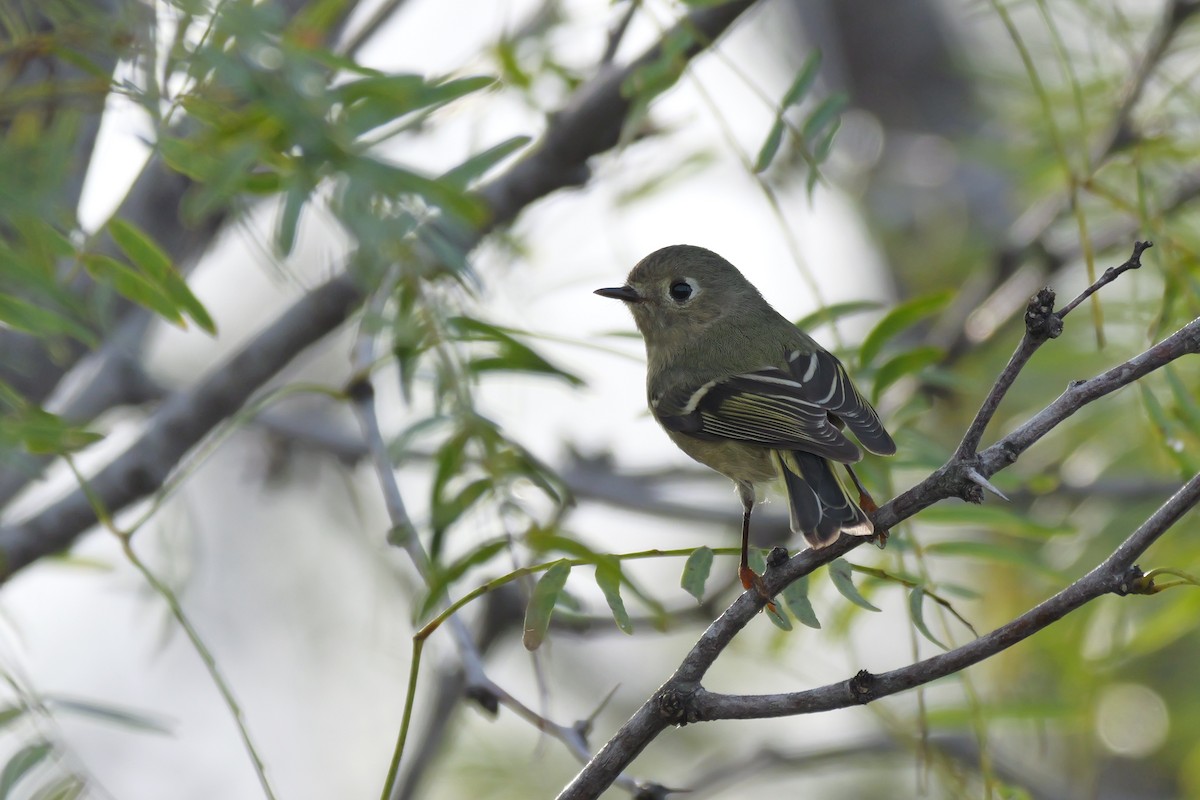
[594, 285, 642, 303]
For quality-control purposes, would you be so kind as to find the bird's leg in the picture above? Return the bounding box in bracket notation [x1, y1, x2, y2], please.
[736, 483, 776, 610]
[845, 465, 889, 548]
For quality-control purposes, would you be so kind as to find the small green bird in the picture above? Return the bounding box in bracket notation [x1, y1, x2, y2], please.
[596, 244, 895, 594]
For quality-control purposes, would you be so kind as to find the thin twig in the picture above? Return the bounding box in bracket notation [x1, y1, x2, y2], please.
[955, 241, 1150, 460]
[601, 1, 639, 65]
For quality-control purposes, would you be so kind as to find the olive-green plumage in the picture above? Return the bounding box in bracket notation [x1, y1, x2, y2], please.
[596, 245, 895, 574]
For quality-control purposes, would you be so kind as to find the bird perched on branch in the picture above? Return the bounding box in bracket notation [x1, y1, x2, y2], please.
[596, 244, 895, 596]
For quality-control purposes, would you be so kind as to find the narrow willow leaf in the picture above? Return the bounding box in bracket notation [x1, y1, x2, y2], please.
[595, 559, 633, 634]
[872, 346, 943, 402]
[440, 136, 531, 189]
[418, 537, 509, 621]
[755, 51, 822, 173]
[753, 119, 786, 173]
[1, 409, 103, 455]
[908, 587, 947, 649]
[46, 696, 171, 734]
[1166, 366, 1200, 434]
[522, 559, 571, 650]
[794, 300, 882, 333]
[781, 575, 821, 628]
[108, 219, 216, 333]
[859, 289, 955, 367]
[925, 540, 1062, 578]
[0, 294, 95, 345]
[0, 707, 25, 732]
[369, 159, 485, 225]
[828, 558, 880, 612]
[275, 185, 306, 258]
[680, 546, 713, 603]
[0, 741, 52, 797]
[27, 773, 83, 800]
[82, 254, 185, 326]
[801, 92, 847, 143]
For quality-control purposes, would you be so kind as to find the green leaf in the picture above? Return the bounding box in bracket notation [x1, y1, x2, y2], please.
[337, 74, 495, 138]
[418, 537, 509, 621]
[680, 546, 713, 603]
[0, 741, 52, 797]
[595, 559, 633, 634]
[430, 477, 493, 537]
[918, 504, 1073, 537]
[0, 294, 95, 345]
[450, 316, 584, 386]
[0, 707, 25, 733]
[794, 300, 882, 333]
[781, 575, 821, 628]
[924, 540, 1062, 578]
[859, 289, 955, 367]
[765, 601, 793, 631]
[828, 558, 880, 612]
[753, 119, 786, 174]
[908, 587, 947, 649]
[872, 346, 943, 402]
[801, 91, 847, 143]
[1165, 365, 1200, 435]
[439, 136, 531, 190]
[781, 51, 824, 108]
[275, 185, 307, 257]
[522, 559, 571, 650]
[28, 773, 84, 800]
[369, 159, 485, 224]
[107, 219, 216, 334]
[0, 408, 103, 455]
[82, 254, 185, 327]
[754, 51, 822, 173]
[620, 25, 695, 105]
[46, 696, 171, 734]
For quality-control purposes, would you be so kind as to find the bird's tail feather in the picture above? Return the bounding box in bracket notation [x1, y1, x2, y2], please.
[774, 450, 872, 548]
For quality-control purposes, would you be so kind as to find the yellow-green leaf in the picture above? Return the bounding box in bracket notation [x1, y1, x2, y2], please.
[595, 559, 633, 635]
[680, 546, 713, 603]
[108, 220, 216, 334]
[781, 574, 821, 628]
[828, 558, 880, 612]
[522, 559, 571, 651]
[860, 289, 955, 367]
[908, 587, 947, 649]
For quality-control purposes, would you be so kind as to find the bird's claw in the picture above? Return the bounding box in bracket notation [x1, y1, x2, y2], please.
[739, 565, 778, 613]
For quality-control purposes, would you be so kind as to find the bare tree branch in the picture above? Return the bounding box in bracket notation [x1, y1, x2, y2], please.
[558, 466, 1200, 798]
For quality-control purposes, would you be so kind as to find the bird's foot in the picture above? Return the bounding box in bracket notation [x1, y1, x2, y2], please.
[738, 565, 777, 613]
[855, 489, 890, 549]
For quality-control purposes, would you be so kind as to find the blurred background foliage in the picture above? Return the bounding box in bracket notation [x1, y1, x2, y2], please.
[0, 0, 1198, 798]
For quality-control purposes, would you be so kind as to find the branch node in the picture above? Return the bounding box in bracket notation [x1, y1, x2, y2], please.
[654, 684, 700, 726]
[1024, 287, 1062, 341]
[1113, 564, 1147, 596]
[345, 374, 374, 403]
[765, 546, 789, 569]
[847, 669, 877, 704]
[464, 683, 501, 717]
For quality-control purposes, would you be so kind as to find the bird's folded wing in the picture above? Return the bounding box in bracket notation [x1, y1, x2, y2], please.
[785, 348, 896, 456]
[656, 368, 864, 463]
[656, 349, 896, 462]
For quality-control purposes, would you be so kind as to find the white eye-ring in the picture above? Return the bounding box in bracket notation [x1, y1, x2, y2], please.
[668, 278, 695, 303]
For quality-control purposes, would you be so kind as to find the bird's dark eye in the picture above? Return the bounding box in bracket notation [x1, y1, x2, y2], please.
[669, 280, 693, 302]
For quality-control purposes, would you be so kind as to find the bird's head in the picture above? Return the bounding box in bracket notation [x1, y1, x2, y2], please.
[594, 244, 763, 347]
